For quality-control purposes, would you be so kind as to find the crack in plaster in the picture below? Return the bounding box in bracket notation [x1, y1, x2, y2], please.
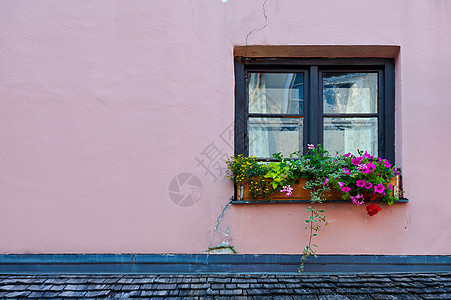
[208, 197, 233, 250]
[245, 0, 268, 45]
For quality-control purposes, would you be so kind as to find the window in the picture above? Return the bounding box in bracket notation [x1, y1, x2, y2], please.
[234, 58, 395, 163]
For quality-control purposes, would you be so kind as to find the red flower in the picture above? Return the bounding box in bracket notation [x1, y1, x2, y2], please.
[362, 191, 377, 201]
[366, 204, 382, 216]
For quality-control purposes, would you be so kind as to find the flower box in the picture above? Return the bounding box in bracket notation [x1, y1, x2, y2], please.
[237, 177, 398, 202]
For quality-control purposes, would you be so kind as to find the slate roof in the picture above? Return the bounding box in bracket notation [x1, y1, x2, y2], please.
[0, 273, 450, 299]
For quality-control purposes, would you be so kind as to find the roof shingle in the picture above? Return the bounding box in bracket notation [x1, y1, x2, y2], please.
[0, 273, 449, 299]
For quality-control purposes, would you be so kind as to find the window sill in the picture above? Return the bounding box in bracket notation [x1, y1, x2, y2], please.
[231, 198, 409, 204]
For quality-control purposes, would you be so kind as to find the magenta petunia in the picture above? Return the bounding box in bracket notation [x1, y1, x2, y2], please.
[363, 151, 373, 160]
[344, 153, 352, 157]
[367, 162, 376, 172]
[343, 168, 351, 175]
[364, 182, 373, 189]
[307, 144, 315, 150]
[323, 178, 330, 186]
[388, 182, 394, 190]
[352, 157, 363, 165]
[358, 164, 370, 174]
[356, 179, 366, 187]
[338, 182, 345, 187]
[374, 183, 385, 194]
[341, 186, 351, 193]
[384, 160, 391, 169]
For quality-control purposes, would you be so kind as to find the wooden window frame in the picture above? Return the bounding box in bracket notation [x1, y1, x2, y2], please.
[234, 57, 395, 163]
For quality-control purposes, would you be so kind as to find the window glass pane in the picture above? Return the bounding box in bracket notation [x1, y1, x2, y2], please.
[323, 117, 378, 156]
[323, 73, 377, 114]
[249, 73, 303, 114]
[248, 117, 303, 158]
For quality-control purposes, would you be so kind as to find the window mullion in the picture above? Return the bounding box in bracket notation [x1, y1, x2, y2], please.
[308, 66, 321, 148]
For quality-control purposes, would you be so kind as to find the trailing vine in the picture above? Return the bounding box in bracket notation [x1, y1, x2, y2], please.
[299, 205, 327, 272]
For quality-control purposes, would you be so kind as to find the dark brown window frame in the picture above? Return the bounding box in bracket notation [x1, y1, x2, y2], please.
[234, 57, 395, 163]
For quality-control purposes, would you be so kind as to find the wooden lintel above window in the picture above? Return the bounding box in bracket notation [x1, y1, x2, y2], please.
[234, 45, 400, 59]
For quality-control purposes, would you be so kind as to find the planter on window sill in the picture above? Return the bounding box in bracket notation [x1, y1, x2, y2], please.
[233, 177, 408, 204]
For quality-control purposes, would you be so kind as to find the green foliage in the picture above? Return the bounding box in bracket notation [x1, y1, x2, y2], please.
[225, 155, 273, 199]
[264, 152, 301, 190]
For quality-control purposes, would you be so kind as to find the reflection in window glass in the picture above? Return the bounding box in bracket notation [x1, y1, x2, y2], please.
[249, 73, 304, 114]
[323, 73, 378, 114]
[248, 117, 303, 158]
[323, 117, 378, 156]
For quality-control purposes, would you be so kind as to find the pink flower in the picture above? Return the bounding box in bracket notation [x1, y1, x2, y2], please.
[363, 151, 373, 160]
[352, 157, 364, 166]
[358, 163, 376, 174]
[344, 153, 352, 157]
[343, 168, 351, 175]
[338, 182, 345, 187]
[351, 193, 364, 206]
[356, 180, 366, 187]
[323, 178, 330, 186]
[367, 162, 376, 172]
[374, 183, 385, 194]
[384, 160, 391, 169]
[308, 144, 315, 150]
[388, 182, 394, 190]
[280, 185, 294, 197]
[358, 164, 370, 174]
[364, 182, 373, 189]
[341, 186, 351, 193]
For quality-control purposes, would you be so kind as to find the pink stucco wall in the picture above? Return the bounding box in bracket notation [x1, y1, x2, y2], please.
[1, 0, 450, 255]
